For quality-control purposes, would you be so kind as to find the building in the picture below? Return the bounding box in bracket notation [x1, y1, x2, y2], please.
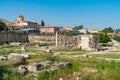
[7, 15, 39, 34]
[78, 35, 99, 51]
[65, 27, 73, 33]
[39, 26, 59, 34]
[72, 28, 79, 35]
[78, 28, 89, 34]
[65, 27, 79, 35]
[89, 29, 100, 34]
[106, 32, 114, 37]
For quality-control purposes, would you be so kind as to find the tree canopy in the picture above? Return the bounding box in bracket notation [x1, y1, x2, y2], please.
[115, 29, 120, 33]
[41, 20, 45, 26]
[0, 20, 8, 32]
[74, 25, 84, 30]
[99, 33, 111, 43]
[102, 27, 114, 33]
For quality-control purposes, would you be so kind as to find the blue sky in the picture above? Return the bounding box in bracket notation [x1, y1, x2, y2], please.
[0, 0, 120, 29]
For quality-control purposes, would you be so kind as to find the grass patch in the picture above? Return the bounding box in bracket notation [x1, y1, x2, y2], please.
[54, 49, 89, 53]
[0, 65, 34, 80]
[1, 54, 120, 80]
[92, 54, 120, 59]
[0, 44, 22, 55]
[37, 57, 120, 80]
[1, 44, 120, 80]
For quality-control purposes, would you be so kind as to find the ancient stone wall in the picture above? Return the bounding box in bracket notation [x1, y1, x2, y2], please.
[28, 35, 79, 47]
[0, 31, 29, 44]
[28, 35, 99, 50]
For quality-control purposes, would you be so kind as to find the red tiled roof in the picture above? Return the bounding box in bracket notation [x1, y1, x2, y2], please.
[107, 32, 114, 35]
[18, 15, 24, 18]
[40, 26, 58, 28]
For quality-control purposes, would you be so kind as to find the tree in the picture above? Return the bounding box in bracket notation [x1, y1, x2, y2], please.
[99, 33, 111, 43]
[102, 27, 114, 33]
[75, 25, 84, 30]
[41, 20, 45, 26]
[113, 36, 120, 42]
[65, 32, 73, 36]
[115, 29, 120, 33]
[0, 20, 8, 31]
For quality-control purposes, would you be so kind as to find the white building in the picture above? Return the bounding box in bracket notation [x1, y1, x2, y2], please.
[8, 15, 39, 34]
[78, 28, 88, 34]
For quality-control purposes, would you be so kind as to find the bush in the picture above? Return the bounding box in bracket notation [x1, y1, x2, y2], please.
[38, 71, 49, 80]
[0, 65, 34, 80]
[113, 36, 120, 42]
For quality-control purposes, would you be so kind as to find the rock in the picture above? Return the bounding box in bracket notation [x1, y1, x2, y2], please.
[17, 65, 28, 74]
[52, 62, 72, 68]
[88, 56, 93, 58]
[8, 53, 30, 59]
[59, 62, 72, 68]
[82, 68, 98, 76]
[0, 46, 2, 49]
[68, 74, 72, 79]
[20, 53, 30, 59]
[82, 54, 89, 58]
[9, 53, 20, 56]
[46, 49, 52, 53]
[53, 53, 61, 57]
[27, 63, 43, 72]
[10, 42, 20, 46]
[39, 61, 52, 67]
[0, 56, 7, 61]
[59, 77, 63, 80]
[25, 61, 71, 76]
[7, 53, 20, 59]
[27, 61, 52, 72]
[35, 44, 39, 48]
[8, 56, 26, 66]
[76, 77, 79, 80]
[21, 45, 26, 51]
[73, 72, 81, 76]
[72, 72, 81, 80]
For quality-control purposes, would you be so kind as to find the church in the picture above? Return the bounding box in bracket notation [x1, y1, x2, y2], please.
[8, 15, 39, 34]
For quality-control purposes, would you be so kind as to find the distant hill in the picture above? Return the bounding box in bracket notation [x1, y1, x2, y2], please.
[0, 18, 10, 24]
